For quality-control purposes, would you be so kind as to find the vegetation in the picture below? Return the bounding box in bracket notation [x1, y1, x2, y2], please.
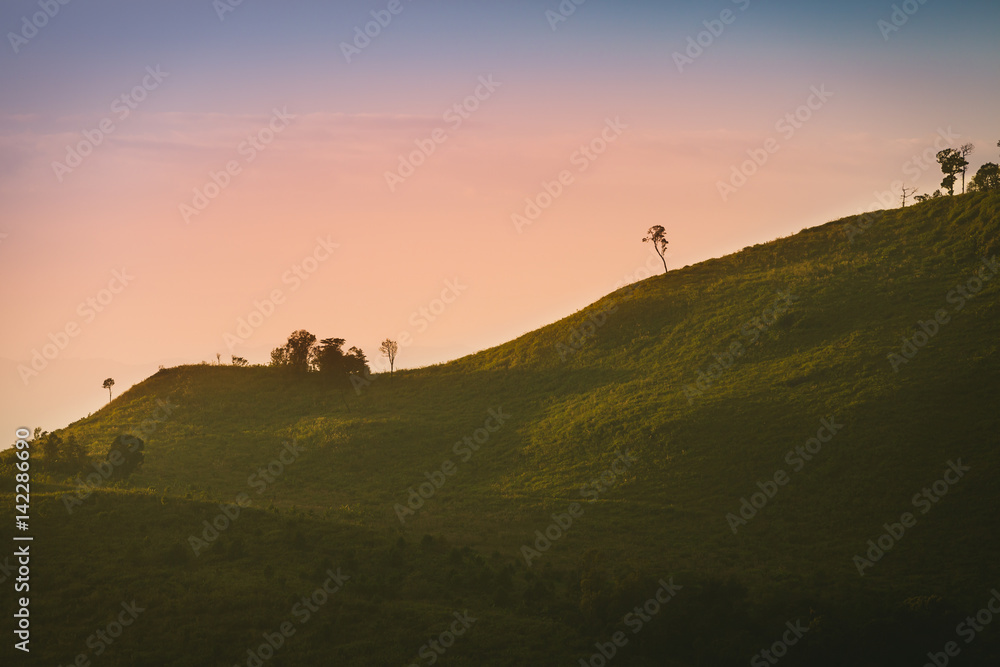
[380, 339, 399, 380]
[3, 193, 999, 665]
[641, 225, 669, 274]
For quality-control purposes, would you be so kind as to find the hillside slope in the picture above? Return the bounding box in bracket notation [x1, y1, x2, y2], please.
[5, 192, 999, 665]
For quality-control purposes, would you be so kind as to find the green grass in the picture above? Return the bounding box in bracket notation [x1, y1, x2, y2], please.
[3, 193, 1000, 665]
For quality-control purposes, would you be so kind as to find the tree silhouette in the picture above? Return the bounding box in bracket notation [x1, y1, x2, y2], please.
[231, 355, 249, 367]
[42, 432, 62, 461]
[64, 434, 87, 466]
[311, 338, 371, 412]
[379, 339, 398, 379]
[969, 163, 1000, 192]
[914, 190, 942, 203]
[642, 225, 669, 274]
[102, 377, 115, 403]
[937, 148, 966, 196]
[283, 330, 316, 372]
[899, 184, 918, 207]
[269, 347, 288, 367]
[958, 143, 975, 193]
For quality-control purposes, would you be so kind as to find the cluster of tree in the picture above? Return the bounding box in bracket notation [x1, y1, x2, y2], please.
[36, 428, 88, 468]
[903, 140, 1000, 204]
[929, 140, 999, 198]
[269, 329, 371, 378]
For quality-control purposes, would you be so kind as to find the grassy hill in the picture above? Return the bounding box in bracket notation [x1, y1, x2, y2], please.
[4, 192, 1000, 665]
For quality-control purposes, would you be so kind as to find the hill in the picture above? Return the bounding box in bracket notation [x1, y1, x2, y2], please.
[4, 192, 1000, 665]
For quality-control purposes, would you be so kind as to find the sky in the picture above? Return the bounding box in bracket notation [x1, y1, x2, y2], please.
[1, 0, 999, 442]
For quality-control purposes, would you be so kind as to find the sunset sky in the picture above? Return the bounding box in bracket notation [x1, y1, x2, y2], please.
[2, 0, 999, 441]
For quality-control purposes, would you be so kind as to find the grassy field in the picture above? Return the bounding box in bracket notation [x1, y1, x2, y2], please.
[3, 192, 999, 665]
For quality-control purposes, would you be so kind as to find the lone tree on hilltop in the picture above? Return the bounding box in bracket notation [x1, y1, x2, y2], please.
[102, 378, 115, 403]
[642, 225, 669, 274]
[379, 339, 398, 380]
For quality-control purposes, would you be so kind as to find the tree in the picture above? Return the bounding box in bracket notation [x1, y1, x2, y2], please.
[968, 163, 1000, 193]
[915, 189, 942, 203]
[269, 347, 289, 367]
[310, 338, 370, 377]
[345, 346, 370, 376]
[231, 355, 249, 367]
[958, 143, 975, 193]
[42, 432, 62, 461]
[311, 338, 370, 412]
[284, 330, 316, 372]
[379, 339, 398, 379]
[642, 225, 669, 274]
[311, 337, 348, 374]
[102, 378, 115, 403]
[936, 148, 966, 196]
[899, 184, 918, 207]
[64, 434, 87, 466]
